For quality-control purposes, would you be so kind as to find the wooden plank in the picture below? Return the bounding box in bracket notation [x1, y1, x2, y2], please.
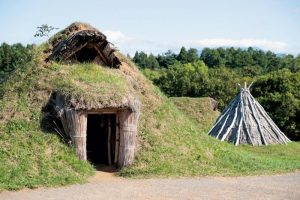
[87, 108, 125, 114]
[118, 110, 139, 167]
[65, 109, 87, 160]
[114, 113, 120, 164]
[107, 116, 112, 166]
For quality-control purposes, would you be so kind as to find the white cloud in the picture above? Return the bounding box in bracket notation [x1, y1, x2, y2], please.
[103, 30, 129, 43]
[185, 39, 289, 52]
[103, 30, 177, 55]
[103, 30, 297, 55]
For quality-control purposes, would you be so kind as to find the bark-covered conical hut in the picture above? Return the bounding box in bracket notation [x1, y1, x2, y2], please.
[208, 83, 290, 146]
[45, 23, 140, 168]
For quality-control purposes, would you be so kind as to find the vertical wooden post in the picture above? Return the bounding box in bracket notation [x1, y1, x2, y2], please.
[114, 113, 120, 164]
[107, 116, 112, 166]
[118, 109, 139, 167]
[65, 109, 87, 160]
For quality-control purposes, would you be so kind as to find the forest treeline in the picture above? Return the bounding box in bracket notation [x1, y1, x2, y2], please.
[132, 47, 300, 140]
[0, 43, 299, 140]
[0, 43, 34, 82]
[133, 47, 300, 71]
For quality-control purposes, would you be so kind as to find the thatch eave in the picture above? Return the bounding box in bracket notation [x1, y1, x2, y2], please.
[54, 91, 140, 114]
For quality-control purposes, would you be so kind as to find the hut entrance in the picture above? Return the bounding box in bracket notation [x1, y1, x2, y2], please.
[86, 114, 117, 166]
[74, 45, 98, 63]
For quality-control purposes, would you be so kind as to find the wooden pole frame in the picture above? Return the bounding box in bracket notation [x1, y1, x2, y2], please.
[208, 82, 291, 146]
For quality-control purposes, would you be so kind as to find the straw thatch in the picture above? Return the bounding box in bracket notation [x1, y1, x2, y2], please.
[208, 83, 290, 146]
[47, 23, 121, 67]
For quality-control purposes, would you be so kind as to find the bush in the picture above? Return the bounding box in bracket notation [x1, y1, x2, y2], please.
[252, 69, 300, 140]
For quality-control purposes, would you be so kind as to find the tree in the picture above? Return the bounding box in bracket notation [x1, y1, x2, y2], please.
[147, 54, 160, 69]
[0, 43, 33, 82]
[34, 24, 58, 38]
[200, 48, 224, 67]
[177, 47, 188, 63]
[205, 67, 240, 109]
[133, 51, 140, 63]
[237, 66, 262, 77]
[186, 48, 199, 63]
[265, 51, 280, 71]
[157, 50, 177, 68]
[252, 49, 267, 69]
[280, 54, 295, 71]
[292, 55, 300, 72]
[252, 69, 300, 140]
[132, 51, 148, 68]
[155, 61, 209, 97]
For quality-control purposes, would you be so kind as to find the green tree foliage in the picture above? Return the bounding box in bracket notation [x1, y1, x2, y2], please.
[279, 54, 300, 73]
[177, 47, 199, 64]
[156, 50, 178, 68]
[204, 67, 241, 109]
[133, 51, 160, 69]
[200, 47, 224, 67]
[142, 68, 163, 83]
[236, 65, 262, 77]
[34, 24, 58, 38]
[292, 55, 300, 72]
[265, 51, 280, 71]
[186, 48, 199, 63]
[156, 61, 208, 97]
[252, 69, 300, 140]
[199, 47, 293, 71]
[134, 46, 299, 72]
[177, 47, 188, 63]
[133, 51, 147, 68]
[148, 54, 160, 69]
[0, 43, 33, 82]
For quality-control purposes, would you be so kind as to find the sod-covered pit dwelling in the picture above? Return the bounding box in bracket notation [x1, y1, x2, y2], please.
[45, 23, 140, 168]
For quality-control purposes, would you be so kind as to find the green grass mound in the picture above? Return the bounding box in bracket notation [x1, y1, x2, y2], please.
[51, 63, 132, 108]
[170, 97, 220, 129]
[121, 95, 300, 177]
[0, 64, 97, 190]
[0, 53, 134, 190]
[0, 45, 299, 191]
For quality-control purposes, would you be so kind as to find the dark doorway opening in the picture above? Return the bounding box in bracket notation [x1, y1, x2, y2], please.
[86, 114, 116, 166]
[75, 46, 98, 63]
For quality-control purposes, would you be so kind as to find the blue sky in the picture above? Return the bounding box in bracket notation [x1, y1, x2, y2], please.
[0, 0, 299, 55]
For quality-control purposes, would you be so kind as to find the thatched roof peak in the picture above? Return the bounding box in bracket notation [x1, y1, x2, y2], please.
[47, 22, 121, 67]
[49, 22, 100, 48]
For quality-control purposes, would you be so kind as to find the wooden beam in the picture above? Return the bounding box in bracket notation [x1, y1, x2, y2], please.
[107, 116, 112, 166]
[65, 109, 87, 160]
[114, 113, 120, 164]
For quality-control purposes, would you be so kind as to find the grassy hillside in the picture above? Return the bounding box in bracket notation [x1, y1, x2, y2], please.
[0, 58, 95, 190]
[0, 45, 299, 191]
[121, 93, 300, 177]
[170, 97, 220, 130]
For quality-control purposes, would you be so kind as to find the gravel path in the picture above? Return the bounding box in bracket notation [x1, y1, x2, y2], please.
[0, 172, 299, 200]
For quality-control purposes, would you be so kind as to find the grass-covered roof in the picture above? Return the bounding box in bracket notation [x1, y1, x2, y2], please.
[50, 63, 139, 111]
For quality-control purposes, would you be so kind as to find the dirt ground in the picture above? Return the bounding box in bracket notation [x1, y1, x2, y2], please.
[0, 171, 299, 200]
